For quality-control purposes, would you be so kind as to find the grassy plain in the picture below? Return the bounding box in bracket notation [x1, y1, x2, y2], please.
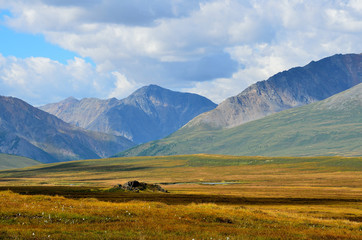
[0, 154, 361, 239]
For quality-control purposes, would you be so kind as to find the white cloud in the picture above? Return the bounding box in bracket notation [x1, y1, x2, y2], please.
[0, 0, 361, 104]
[108, 72, 139, 99]
[0, 54, 138, 105]
[183, 76, 248, 104]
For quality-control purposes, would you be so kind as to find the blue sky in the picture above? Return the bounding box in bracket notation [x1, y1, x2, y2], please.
[0, 25, 79, 63]
[0, 0, 361, 105]
[0, 9, 81, 63]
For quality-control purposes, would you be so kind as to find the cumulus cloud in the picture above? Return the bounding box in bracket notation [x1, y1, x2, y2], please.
[0, 54, 138, 105]
[0, 0, 361, 104]
[108, 71, 139, 99]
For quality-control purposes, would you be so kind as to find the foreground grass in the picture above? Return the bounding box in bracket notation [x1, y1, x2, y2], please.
[0, 190, 361, 240]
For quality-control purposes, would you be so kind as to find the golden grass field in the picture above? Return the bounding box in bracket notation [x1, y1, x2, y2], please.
[0, 155, 361, 239]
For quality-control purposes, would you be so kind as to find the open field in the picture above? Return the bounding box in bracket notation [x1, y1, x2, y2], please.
[0, 154, 361, 239]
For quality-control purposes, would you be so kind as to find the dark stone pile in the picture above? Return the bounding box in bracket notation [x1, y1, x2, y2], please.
[113, 180, 168, 193]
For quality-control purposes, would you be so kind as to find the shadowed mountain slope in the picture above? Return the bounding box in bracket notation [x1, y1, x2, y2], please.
[41, 85, 217, 143]
[118, 83, 362, 157]
[186, 53, 362, 129]
[0, 96, 134, 163]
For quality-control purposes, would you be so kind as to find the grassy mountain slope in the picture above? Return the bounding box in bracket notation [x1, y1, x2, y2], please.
[118, 83, 362, 157]
[0, 153, 40, 170]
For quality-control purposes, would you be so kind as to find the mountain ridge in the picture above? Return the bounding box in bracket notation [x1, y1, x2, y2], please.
[186, 53, 362, 129]
[0, 96, 134, 163]
[40, 84, 217, 143]
[118, 82, 362, 157]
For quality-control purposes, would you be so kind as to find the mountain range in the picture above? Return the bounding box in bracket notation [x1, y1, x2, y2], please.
[186, 53, 362, 129]
[118, 82, 362, 157]
[1, 53, 361, 164]
[40, 85, 217, 143]
[0, 96, 134, 163]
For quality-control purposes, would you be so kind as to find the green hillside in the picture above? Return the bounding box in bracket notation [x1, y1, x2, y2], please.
[119, 83, 362, 157]
[0, 154, 40, 170]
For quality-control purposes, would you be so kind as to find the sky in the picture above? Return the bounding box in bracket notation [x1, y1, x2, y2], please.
[0, 0, 361, 105]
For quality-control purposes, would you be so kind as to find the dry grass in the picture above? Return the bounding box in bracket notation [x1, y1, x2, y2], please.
[0, 190, 361, 240]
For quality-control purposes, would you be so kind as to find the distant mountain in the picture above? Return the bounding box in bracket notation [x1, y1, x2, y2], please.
[0, 153, 40, 170]
[118, 82, 362, 157]
[186, 53, 362, 129]
[40, 85, 217, 143]
[0, 96, 134, 163]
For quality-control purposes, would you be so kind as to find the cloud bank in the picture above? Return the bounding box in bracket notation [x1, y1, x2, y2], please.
[0, 0, 361, 104]
[0, 54, 139, 105]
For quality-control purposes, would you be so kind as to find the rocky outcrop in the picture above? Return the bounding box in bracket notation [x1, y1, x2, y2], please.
[185, 53, 362, 129]
[113, 180, 168, 193]
[0, 96, 135, 163]
[40, 85, 217, 143]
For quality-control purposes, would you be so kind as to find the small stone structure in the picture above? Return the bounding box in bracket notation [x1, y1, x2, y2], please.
[113, 180, 168, 193]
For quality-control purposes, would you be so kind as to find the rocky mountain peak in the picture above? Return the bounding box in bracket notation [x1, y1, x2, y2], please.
[63, 96, 79, 102]
[40, 85, 217, 143]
